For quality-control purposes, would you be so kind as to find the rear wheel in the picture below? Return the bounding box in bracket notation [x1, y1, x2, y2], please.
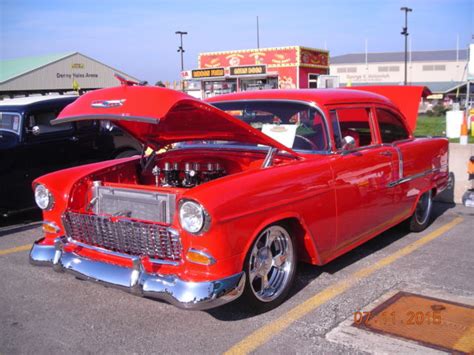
[408, 190, 433, 232]
[241, 224, 297, 313]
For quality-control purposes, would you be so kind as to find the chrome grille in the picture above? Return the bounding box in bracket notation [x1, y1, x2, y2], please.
[63, 212, 182, 261]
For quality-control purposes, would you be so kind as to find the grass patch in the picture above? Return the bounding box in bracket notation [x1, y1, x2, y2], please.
[415, 114, 474, 143]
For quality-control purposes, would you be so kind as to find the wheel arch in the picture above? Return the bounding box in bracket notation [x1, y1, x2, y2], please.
[243, 213, 323, 267]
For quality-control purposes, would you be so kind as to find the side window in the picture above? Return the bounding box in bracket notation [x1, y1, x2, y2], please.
[331, 107, 374, 149]
[27, 110, 73, 135]
[376, 109, 410, 143]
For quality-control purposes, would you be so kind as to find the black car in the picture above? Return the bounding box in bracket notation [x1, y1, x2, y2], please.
[0, 95, 141, 217]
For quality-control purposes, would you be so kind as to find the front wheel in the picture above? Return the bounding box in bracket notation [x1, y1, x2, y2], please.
[241, 224, 297, 313]
[408, 190, 433, 232]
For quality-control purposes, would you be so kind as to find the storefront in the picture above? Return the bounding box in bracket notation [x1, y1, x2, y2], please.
[181, 46, 329, 98]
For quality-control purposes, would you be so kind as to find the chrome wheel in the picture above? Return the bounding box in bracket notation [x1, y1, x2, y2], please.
[415, 190, 432, 225]
[248, 225, 294, 302]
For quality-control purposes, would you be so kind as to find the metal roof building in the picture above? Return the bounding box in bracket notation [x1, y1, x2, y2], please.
[0, 52, 140, 97]
[330, 49, 469, 95]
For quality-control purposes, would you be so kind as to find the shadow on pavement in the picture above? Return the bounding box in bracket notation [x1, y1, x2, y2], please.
[0, 210, 42, 236]
[208, 202, 457, 321]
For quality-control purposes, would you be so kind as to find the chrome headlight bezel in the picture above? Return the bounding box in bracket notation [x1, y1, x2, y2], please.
[34, 184, 54, 210]
[178, 199, 210, 235]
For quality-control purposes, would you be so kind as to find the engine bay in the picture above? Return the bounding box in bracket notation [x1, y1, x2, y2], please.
[147, 160, 227, 188]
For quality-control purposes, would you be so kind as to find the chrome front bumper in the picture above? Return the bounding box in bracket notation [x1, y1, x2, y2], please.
[29, 238, 245, 310]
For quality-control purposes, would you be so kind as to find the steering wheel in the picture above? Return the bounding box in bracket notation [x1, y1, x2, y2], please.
[294, 135, 318, 150]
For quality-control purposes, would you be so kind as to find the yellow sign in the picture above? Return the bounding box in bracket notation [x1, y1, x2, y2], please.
[230, 65, 266, 76]
[191, 68, 225, 78]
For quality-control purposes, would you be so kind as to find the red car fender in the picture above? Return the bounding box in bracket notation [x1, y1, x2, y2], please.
[240, 211, 323, 268]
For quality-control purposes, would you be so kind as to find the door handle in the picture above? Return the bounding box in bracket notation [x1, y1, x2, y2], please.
[69, 136, 79, 142]
[379, 151, 392, 157]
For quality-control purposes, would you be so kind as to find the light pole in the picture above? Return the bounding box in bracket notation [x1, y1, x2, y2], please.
[175, 31, 188, 91]
[400, 7, 412, 85]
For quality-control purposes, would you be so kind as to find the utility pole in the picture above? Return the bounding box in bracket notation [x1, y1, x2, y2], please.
[400, 7, 412, 85]
[175, 31, 188, 91]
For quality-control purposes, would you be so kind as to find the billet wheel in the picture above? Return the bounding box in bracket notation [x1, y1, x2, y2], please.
[241, 224, 297, 313]
[409, 190, 433, 232]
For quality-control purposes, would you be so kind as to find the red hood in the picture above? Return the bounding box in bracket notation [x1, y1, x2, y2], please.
[346, 86, 430, 132]
[54, 86, 297, 155]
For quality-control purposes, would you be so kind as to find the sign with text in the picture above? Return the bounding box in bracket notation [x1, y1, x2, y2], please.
[230, 65, 266, 76]
[191, 68, 225, 79]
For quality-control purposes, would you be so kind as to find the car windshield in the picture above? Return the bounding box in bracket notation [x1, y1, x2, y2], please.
[177, 101, 329, 153]
[0, 112, 21, 135]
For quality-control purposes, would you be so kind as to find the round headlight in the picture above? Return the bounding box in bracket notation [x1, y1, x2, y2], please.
[34, 184, 53, 210]
[179, 201, 205, 234]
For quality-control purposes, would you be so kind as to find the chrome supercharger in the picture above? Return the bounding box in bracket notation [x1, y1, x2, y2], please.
[153, 161, 225, 188]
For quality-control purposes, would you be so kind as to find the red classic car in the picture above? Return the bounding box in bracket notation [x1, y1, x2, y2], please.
[29, 83, 448, 312]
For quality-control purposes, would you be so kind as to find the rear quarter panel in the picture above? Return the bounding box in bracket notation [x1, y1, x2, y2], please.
[395, 137, 449, 213]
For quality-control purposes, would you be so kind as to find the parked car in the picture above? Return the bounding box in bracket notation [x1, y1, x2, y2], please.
[29, 85, 448, 312]
[0, 95, 141, 217]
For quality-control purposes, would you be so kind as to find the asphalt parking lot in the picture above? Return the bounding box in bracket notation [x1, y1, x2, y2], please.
[0, 202, 473, 354]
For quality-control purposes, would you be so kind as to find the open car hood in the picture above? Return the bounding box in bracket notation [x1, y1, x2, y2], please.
[53, 86, 298, 155]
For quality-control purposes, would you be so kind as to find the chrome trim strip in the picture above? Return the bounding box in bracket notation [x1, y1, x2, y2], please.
[387, 167, 440, 188]
[67, 237, 181, 266]
[380, 143, 404, 181]
[262, 147, 278, 168]
[29, 239, 245, 310]
[51, 114, 158, 126]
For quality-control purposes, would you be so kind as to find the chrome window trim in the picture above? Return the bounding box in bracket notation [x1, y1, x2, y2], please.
[210, 99, 332, 152]
[381, 143, 404, 180]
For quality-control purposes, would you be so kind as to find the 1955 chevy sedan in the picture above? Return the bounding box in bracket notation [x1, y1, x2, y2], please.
[29, 83, 448, 312]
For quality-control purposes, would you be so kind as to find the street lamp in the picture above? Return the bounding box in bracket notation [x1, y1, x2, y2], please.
[175, 31, 188, 91]
[400, 7, 412, 85]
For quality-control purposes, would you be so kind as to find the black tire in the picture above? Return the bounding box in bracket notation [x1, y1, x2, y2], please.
[240, 224, 297, 313]
[408, 190, 433, 232]
[114, 150, 139, 159]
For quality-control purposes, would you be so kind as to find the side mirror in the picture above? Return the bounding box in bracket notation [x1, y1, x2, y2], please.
[28, 126, 41, 136]
[341, 135, 356, 151]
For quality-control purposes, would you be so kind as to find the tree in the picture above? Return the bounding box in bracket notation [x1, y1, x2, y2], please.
[155, 81, 166, 87]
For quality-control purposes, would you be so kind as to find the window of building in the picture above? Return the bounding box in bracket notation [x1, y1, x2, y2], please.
[422, 64, 446, 71]
[376, 109, 410, 143]
[378, 66, 400, 72]
[308, 74, 319, 88]
[336, 67, 357, 73]
[330, 107, 374, 149]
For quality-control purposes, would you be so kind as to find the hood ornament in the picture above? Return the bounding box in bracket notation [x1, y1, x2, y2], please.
[91, 99, 126, 108]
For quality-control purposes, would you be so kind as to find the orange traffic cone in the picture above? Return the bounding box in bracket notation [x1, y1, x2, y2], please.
[460, 112, 468, 145]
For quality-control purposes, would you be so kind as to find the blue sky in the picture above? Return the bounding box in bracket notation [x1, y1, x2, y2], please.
[1, 0, 472, 83]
